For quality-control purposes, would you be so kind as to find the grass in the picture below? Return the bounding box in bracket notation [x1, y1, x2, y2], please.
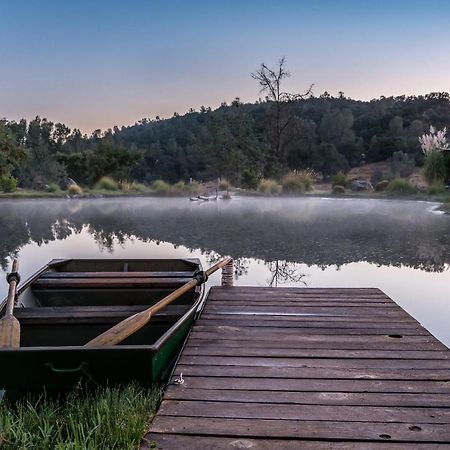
[0, 384, 161, 450]
[387, 178, 417, 195]
[258, 178, 282, 195]
[281, 170, 314, 194]
[95, 177, 119, 191]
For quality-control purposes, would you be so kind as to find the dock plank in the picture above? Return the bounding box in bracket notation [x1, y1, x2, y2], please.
[143, 287, 450, 449]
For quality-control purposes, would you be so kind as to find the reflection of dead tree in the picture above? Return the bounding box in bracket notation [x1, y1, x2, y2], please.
[266, 260, 306, 287]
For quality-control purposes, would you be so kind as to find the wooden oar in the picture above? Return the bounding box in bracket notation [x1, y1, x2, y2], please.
[85, 256, 232, 347]
[0, 260, 21, 348]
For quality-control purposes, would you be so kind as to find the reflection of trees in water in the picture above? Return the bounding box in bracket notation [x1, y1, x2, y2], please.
[0, 198, 449, 273]
[202, 251, 250, 280]
[267, 260, 307, 287]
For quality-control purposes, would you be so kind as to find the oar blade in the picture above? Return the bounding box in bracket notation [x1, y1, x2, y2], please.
[85, 310, 152, 347]
[0, 316, 21, 348]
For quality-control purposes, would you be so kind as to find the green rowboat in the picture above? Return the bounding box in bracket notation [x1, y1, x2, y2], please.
[0, 258, 204, 392]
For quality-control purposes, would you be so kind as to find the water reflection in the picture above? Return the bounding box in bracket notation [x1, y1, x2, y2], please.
[0, 197, 449, 272]
[0, 196, 449, 345]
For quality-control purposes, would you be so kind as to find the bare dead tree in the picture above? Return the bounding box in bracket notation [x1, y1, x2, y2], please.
[251, 57, 313, 169]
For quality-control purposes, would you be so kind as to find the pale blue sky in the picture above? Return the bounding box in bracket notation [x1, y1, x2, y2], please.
[1, 0, 449, 132]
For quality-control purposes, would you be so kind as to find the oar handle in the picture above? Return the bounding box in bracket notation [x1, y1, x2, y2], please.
[205, 257, 232, 277]
[5, 259, 20, 317]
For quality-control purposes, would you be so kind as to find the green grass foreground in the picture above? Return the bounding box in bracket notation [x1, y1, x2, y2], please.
[0, 384, 161, 450]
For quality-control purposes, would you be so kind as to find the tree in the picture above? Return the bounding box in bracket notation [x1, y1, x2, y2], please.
[251, 57, 313, 173]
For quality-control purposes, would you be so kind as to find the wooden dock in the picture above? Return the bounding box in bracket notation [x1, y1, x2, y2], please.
[142, 287, 450, 449]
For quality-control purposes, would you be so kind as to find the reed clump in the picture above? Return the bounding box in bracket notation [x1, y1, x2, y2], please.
[387, 178, 417, 195]
[258, 178, 282, 195]
[281, 170, 314, 193]
[0, 384, 160, 450]
[95, 176, 119, 191]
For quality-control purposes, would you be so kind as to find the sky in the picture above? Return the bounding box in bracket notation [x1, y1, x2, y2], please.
[1, 0, 450, 133]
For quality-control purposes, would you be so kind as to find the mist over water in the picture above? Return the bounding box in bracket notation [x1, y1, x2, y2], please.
[0, 196, 449, 345]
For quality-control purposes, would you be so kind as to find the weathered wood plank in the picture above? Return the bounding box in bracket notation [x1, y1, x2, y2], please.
[32, 277, 188, 289]
[142, 434, 449, 450]
[40, 271, 194, 279]
[174, 364, 450, 380]
[201, 313, 419, 324]
[182, 345, 450, 360]
[164, 387, 450, 408]
[149, 416, 450, 442]
[158, 400, 450, 423]
[178, 355, 450, 369]
[168, 376, 450, 393]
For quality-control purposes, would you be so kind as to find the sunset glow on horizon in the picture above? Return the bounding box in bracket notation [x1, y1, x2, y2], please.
[1, 0, 450, 133]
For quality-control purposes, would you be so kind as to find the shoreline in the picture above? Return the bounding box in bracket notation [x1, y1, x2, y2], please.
[0, 187, 448, 210]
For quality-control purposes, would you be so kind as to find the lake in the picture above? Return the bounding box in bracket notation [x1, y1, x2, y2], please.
[0, 196, 449, 346]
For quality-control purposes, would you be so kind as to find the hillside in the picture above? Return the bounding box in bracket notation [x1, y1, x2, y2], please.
[2, 92, 450, 189]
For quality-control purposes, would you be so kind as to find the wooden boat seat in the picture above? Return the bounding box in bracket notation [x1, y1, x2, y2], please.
[40, 271, 195, 279]
[32, 277, 191, 290]
[13, 304, 190, 325]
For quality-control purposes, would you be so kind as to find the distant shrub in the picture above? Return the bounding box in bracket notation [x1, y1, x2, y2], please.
[258, 178, 282, 195]
[375, 180, 390, 192]
[131, 182, 148, 193]
[424, 150, 446, 183]
[332, 185, 345, 194]
[241, 169, 259, 190]
[0, 175, 18, 193]
[151, 179, 171, 194]
[185, 181, 204, 195]
[427, 180, 445, 195]
[46, 182, 60, 193]
[331, 171, 348, 188]
[68, 183, 83, 195]
[282, 170, 314, 193]
[95, 176, 119, 191]
[218, 178, 230, 190]
[387, 178, 417, 195]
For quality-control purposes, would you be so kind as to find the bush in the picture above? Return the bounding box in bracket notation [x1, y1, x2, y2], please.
[282, 170, 314, 194]
[185, 181, 204, 195]
[331, 171, 348, 187]
[241, 169, 259, 190]
[375, 180, 390, 192]
[46, 182, 60, 193]
[68, 183, 83, 195]
[95, 176, 119, 191]
[424, 150, 446, 183]
[427, 180, 445, 195]
[258, 178, 282, 195]
[387, 178, 417, 195]
[151, 179, 171, 194]
[131, 182, 148, 193]
[332, 185, 345, 194]
[0, 175, 18, 193]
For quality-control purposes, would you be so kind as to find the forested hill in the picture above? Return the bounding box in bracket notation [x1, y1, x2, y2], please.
[2, 92, 450, 188]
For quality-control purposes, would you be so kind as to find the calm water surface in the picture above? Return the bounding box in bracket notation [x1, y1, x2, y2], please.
[0, 196, 449, 345]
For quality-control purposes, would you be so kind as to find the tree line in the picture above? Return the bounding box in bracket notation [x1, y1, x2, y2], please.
[2, 90, 450, 190]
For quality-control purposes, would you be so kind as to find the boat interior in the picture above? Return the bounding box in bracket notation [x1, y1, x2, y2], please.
[5, 258, 203, 348]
